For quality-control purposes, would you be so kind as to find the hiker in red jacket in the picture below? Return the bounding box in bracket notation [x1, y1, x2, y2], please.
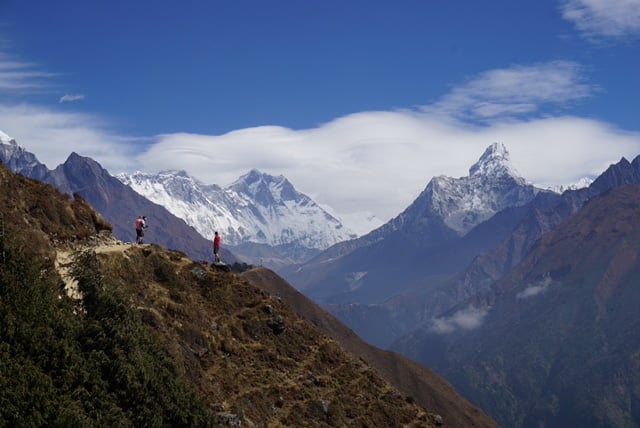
[135, 216, 144, 244]
[213, 231, 221, 263]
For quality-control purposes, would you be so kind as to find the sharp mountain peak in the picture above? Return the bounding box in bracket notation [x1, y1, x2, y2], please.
[468, 142, 521, 178]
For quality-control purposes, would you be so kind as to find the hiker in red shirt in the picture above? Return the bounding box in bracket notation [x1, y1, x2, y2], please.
[135, 216, 144, 244]
[135, 215, 148, 244]
[213, 231, 221, 263]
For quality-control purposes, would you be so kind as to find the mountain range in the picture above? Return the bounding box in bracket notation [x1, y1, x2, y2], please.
[394, 183, 640, 427]
[117, 168, 355, 268]
[280, 143, 554, 307]
[0, 156, 496, 427]
[0, 131, 354, 266]
[0, 132, 226, 262]
[279, 142, 640, 426]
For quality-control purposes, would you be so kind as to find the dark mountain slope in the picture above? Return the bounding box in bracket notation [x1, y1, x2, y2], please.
[458, 155, 640, 289]
[0, 161, 214, 426]
[319, 193, 561, 348]
[89, 246, 435, 426]
[242, 267, 499, 428]
[394, 184, 640, 427]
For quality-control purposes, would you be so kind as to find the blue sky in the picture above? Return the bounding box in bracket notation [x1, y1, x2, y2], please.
[1, 0, 640, 234]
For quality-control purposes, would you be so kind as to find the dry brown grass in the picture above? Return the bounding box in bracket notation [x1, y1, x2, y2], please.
[92, 245, 436, 427]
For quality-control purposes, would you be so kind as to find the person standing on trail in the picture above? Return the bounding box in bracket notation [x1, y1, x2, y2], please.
[135, 215, 149, 244]
[213, 231, 221, 263]
[135, 216, 144, 244]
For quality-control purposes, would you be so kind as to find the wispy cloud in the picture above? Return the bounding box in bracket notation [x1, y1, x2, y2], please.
[59, 94, 85, 103]
[0, 52, 54, 93]
[426, 61, 595, 122]
[428, 306, 488, 335]
[517, 274, 554, 299]
[0, 104, 142, 172]
[561, 0, 640, 38]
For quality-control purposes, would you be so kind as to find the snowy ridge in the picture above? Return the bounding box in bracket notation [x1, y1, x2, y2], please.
[0, 130, 48, 177]
[429, 143, 538, 234]
[389, 143, 543, 236]
[0, 129, 12, 143]
[468, 142, 521, 178]
[547, 177, 593, 193]
[117, 169, 356, 251]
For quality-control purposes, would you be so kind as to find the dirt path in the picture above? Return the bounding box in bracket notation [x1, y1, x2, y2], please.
[55, 241, 136, 299]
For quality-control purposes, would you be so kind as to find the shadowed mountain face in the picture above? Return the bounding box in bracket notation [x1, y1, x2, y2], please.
[453, 155, 640, 292]
[394, 184, 640, 427]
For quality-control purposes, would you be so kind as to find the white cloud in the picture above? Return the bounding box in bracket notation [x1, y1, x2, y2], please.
[517, 275, 553, 299]
[59, 94, 85, 103]
[517, 284, 549, 299]
[425, 61, 594, 122]
[561, 0, 640, 38]
[429, 306, 488, 334]
[0, 103, 142, 172]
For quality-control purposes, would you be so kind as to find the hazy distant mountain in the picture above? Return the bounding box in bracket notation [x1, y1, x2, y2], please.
[393, 184, 640, 427]
[117, 168, 356, 268]
[0, 132, 231, 262]
[311, 154, 640, 350]
[281, 143, 549, 307]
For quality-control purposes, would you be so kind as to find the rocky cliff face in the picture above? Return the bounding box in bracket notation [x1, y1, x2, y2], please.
[0, 131, 48, 180]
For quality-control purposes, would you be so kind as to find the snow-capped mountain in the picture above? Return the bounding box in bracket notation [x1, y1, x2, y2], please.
[546, 176, 593, 193]
[282, 142, 547, 301]
[354, 142, 543, 248]
[0, 130, 48, 180]
[393, 142, 541, 236]
[117, 168, 356, 263]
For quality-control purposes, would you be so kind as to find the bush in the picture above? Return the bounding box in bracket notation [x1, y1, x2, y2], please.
[0, 230, 215, 427]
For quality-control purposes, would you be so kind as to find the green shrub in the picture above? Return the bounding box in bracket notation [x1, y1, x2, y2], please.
[0, 231, 215, 427]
